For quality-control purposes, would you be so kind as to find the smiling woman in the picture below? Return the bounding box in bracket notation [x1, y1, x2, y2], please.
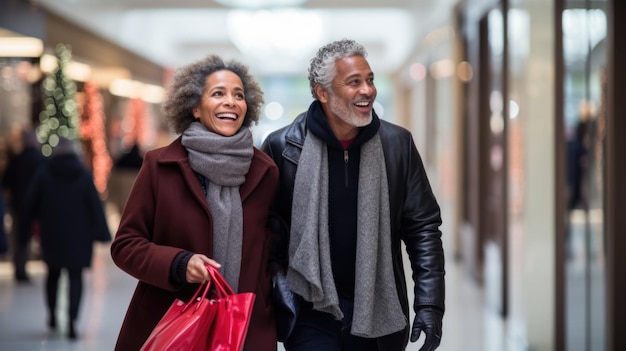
[110, 54, 280, 351]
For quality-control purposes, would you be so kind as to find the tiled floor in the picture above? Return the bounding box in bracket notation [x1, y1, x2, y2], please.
[0, 244, 132, 351]
[0, 204, 500, 351]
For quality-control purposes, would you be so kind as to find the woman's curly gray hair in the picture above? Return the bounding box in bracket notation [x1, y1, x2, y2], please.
[162, 55, 264, 134]
[307, 39, 368, 99]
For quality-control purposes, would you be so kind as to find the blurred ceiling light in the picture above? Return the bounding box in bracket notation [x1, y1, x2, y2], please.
[141, 84, 165, 104]
[509, 100, 520, 119]
[457, 61, 473, 82]
[429, 59, 455, 80]
[0, 37, 44, 57]
[109, 78, 164, 104]
[216, 0, 307, 8]
[90, 67, 132, 88]
[409, 62, 427, 81]
[109, 78, 142, 99]
[40, 53, 92, 82]
[228, 9, 324, 62]
[264, 101, 284, 121]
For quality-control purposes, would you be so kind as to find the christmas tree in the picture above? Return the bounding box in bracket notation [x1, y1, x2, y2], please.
[37, 43, 79, 157]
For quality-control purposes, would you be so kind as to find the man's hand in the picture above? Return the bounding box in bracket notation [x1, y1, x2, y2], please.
[410, 307, 443, 351]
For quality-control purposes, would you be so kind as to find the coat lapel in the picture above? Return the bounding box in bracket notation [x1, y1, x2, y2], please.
[158, 137, 212, 215]
[239, 148, 272, 202]
[158, 138, 272, 206]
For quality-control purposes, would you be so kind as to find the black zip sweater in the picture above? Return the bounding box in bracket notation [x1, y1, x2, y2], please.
[306, 101, 380, 299]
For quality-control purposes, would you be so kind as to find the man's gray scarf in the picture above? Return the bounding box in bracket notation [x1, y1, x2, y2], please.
[287, 131, 406, 337]
[181, 121, 253, 292]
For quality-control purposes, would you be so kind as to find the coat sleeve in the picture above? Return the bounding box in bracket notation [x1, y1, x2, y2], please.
[110, 150, 186, 291]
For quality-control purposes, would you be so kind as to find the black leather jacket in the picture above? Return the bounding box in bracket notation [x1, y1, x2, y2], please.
[262, 111, 445, 349]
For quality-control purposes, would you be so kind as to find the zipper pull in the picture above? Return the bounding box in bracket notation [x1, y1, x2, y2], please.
[344, 150, 349, 163]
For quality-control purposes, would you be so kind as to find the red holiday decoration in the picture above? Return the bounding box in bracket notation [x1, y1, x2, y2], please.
[80, 81, 113, 195]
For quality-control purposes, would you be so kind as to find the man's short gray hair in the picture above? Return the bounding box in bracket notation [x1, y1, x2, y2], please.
[308, 39, 368, 99]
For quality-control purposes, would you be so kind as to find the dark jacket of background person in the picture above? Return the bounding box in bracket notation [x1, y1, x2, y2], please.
[262, 111, 445, 350]
[21, 144, 111, 269]
[0, 183, 7, 254]
[2, 132, 46, 229]
[2, 130, 46, 281]
[110, 138, 279, 351]
[114, 142, 144, 170]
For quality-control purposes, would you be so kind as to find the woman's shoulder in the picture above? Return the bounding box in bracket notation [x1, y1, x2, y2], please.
[252, 147, 278, 170]
[144, 137, 186, 163]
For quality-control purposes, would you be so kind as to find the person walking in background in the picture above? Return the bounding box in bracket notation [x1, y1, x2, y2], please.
[262, 38, 445, 351]
[2, 127, 46, 283]
[110, 55, 279, 351]
[21, 137, 111, 340]
[0, 183, 8, 256]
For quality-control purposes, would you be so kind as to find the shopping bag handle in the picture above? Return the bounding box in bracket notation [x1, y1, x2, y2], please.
[205, 265, 235, 297]
[182, 274, 212, 313]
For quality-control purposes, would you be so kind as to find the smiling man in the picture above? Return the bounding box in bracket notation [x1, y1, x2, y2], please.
[262, 39, 446, 351]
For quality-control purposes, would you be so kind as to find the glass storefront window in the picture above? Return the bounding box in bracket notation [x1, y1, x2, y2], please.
[562, 2, 608, 351]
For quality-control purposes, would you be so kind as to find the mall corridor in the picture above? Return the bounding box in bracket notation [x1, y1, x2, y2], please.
[1, 1, 625, 350]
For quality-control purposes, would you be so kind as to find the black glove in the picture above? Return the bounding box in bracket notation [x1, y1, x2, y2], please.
[410, 306, 443, 351]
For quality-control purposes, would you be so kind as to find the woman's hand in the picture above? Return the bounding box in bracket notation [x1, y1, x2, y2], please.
[186, 254, 221, 283]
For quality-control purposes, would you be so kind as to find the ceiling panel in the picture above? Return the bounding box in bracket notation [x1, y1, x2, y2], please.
[30, 0, 459, 75]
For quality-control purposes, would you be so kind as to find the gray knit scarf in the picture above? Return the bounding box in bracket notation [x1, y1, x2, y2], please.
[181, 121, 253, 292]
[287, 131, 406, 338]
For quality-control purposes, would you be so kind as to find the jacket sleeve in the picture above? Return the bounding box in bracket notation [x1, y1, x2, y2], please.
[18, 169, 43, 244]
[400, 133, 445, 313]
[85, 175, 111, 243]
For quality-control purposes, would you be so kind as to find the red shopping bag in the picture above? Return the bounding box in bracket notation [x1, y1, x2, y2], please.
[205, 265, 256, 351]
[140, 280, 216, 351]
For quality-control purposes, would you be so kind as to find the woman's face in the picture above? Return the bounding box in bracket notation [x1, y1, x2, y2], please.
[193, 70, 247, 136]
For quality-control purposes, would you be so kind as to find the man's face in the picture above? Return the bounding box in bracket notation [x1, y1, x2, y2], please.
[323, 56, 377, 131]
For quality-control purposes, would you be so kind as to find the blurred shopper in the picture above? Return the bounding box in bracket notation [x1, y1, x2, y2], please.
[108, 142, 144, 214]
[566, 120, 588, 211]
[21, 137, 111, 340]
[262, 39, 445, 351]
[110, 55, 279, 351]
[2, 128, 46, 283]
[0, 183, 7, 255]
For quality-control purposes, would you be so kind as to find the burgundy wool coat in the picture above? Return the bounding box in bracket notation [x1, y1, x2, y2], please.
[111, 137, 279, 351]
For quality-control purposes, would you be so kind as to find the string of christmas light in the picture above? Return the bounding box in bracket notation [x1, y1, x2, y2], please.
[122, 97, 152, 150]
[80, 81, 113, 195]
[37, 43, 79, 157]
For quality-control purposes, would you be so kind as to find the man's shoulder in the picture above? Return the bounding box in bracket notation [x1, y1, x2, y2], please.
[265, 112, 307, 143]
[379, 119, 412, 139]
[265, 123, 290, 141]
